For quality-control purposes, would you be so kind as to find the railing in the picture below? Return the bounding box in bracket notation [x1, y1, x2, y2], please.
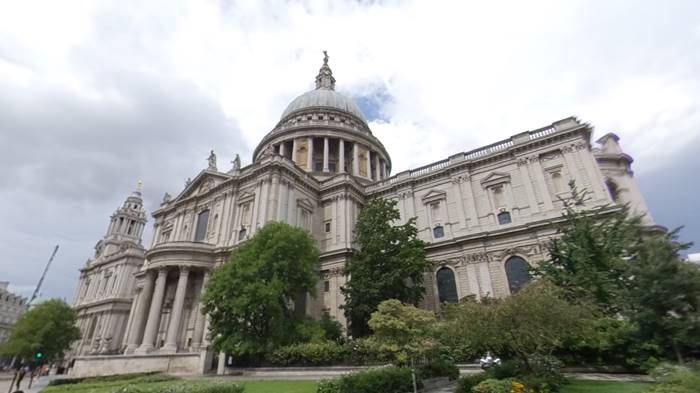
[367, 120, 573, 191]
[528, 125, 556, 140]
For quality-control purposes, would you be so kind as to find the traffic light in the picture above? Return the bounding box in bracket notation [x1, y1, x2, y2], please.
[34, 347, 44, 361]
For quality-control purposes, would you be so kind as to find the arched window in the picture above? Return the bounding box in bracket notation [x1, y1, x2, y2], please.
[433, 225, 445, 238]
[497, 211, 511, 225]
[505, 256, 531, 293]
[194, 209, 210, 242]
[436, 267, 459, 303]
[238, 227, 247, 241]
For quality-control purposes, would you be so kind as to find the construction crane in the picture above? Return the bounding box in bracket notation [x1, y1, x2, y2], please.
[29, 245, 59, 304]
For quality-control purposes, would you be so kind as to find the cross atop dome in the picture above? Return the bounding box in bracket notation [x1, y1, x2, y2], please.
[315, 50, 336, 90]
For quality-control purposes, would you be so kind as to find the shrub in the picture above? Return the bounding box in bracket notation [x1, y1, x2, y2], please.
[345, 338, 383, 365]
[315, 367, 419, 393]
[647, 363, 700, 393]
[340, 367, 418, 393]
[269, 340, 347, 366]
[417, 359, 459, 380]
[487, 360, 520, 380]
[454, 373, 490, 393]
[316, 379, 342, 393]
[319, 313, 344, 343]
[196, 383, 245, 393]
[472, 378, 515, 393]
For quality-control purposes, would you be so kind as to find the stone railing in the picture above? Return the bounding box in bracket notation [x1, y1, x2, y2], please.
[367, 118, 578, 192]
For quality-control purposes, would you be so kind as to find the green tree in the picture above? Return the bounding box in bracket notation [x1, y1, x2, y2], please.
[624, 230, 700, 363]
[445, 280, 594, 371]
[202, 221, 319, 356]
[342, 198, 431, 337]
[0, 299, 80, 362]
[531, 182, 644, 314]
[368, 299, 440, 364]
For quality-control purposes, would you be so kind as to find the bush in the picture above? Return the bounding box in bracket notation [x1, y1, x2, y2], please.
[455, 373, 490, 393]
[472, 378, 515, 393]
[487, 360, 520, 380]
[345, 338, 383, 365]
[316, 379, 342, 393]
[109, 382, 244, 393]
[319, 313, 344, 343]
[340, 367, 418, 393]
[316, 367, 419, 393]
[269, 340, 347, 366]
[417, 359, 459, 380]
[647, 362, 700, 393]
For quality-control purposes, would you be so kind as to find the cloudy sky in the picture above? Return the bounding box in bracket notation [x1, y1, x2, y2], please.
[1, 0, 699, 301]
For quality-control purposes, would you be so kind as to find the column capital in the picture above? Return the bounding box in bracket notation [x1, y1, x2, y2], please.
[179, 265, 190, 275]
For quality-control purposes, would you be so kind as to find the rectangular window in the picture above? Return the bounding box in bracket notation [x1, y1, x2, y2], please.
[324, 281, 330, 292]
[325, 221, 332, 233]
[194, 210, 210, 242]
[497, 211, 512, 225]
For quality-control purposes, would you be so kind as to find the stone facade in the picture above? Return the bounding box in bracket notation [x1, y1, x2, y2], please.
[0, 282, 27, 350]
[70, 185, 147, 357]
[68, 56, 655, 376]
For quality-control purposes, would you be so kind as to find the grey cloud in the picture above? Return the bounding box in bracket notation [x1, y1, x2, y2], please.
[0, 67, 248, 302]
[637, 133, 700, 254]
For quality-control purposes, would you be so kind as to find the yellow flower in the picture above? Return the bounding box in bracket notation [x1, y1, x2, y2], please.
[510, 381, 525, 393]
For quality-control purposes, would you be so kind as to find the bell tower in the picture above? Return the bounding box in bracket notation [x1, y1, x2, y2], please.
[70, 182, 148, 356]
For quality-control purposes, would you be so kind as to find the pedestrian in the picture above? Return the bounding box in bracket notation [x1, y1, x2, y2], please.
[14, 366, 26, 390]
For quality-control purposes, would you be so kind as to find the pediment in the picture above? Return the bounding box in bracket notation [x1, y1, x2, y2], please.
[237, 191, 255, 205]
[172, 170, 230, 202]
[297, 197, 315, 211]
[480, 171, 511, 187]
[421, 189, 447, 204]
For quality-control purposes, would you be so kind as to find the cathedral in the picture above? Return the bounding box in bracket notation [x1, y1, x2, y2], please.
[68, 55, 655, 376]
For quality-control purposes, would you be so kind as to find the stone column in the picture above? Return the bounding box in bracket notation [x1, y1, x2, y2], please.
[124, 273, 155, 354]
[374, 154, 380, 180]
[162, 266, 190, 353]
[365, 150, 372, 179]
[530, 156, 554, 211]
[381, 160, 387, 178]
[292, 139, 298, 165]
[323, 137, 329, 172]
[191, 271, 210, 351]
[279, 143, 285, 156]
[338, 139, 345, 173]
[307, 137, 314, 170]
[136, 268, 168, 354]
[352, 143, 359, 175]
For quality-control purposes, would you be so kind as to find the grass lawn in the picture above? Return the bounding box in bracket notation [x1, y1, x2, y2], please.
[42, 377, 318, 393]
[562, 379, 650, 393]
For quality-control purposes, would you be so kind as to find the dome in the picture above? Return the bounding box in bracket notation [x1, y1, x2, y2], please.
[281, 89, 366, 122]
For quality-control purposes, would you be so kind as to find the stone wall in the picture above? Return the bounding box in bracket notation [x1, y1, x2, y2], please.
[70, 353, 201, 377]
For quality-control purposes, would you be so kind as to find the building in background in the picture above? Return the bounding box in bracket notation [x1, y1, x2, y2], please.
[0, 281, 28, 366]
[69, 55, 657, 376]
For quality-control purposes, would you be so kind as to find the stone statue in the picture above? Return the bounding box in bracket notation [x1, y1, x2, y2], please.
[185, 177, 192, 187]
[231, 154, 241, 171]
[162, 192, 172, 203]
[323, 50, 329, 65]
[207, 150, 217, 170]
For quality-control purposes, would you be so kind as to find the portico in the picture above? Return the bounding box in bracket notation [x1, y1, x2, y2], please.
[126, 264, 209, 355]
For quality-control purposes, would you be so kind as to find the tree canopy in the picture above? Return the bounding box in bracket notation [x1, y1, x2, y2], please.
[368, 299, 440, 364]
[531, 182, 644, 314]
[202, 221, 319, 356]
[0, 298, 80, 363]
[533, 181, 700, 363]
[341, 198, 431, 337]
[444, 280, 595, 371]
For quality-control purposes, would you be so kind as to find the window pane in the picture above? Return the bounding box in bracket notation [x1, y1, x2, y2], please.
[194, 210, 210, 242]
[497, 211, 511, 225]
[505, 256, 531, 293]
[436, 267, 458, 303]
[433, 225, 445, 238]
